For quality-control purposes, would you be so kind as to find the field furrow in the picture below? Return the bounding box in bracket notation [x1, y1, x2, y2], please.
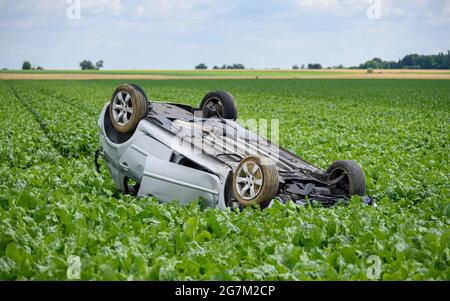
[0, 83, 60, 169]
[9, 83, 100, 158]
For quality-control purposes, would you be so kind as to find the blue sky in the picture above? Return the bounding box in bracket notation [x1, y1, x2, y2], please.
[0, 0, 449, 69]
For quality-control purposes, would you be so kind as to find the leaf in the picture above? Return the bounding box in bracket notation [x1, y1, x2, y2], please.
[196, 230, 212, 242]
[183, 217, 199, 241]
[5, 243, 27, 265]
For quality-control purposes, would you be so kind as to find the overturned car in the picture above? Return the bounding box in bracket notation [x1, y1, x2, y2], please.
[96, 84, 373, 209]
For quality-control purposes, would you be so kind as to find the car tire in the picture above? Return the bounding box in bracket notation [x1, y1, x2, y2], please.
[130, 83, 151, 115]
[109, 84, 149, 133]
[326, 160, 366, 196]
[232, 155, 279, 207]
[200, 91, 238, 120]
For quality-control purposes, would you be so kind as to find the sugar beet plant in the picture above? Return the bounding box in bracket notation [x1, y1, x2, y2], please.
[0, 79, 449, 280]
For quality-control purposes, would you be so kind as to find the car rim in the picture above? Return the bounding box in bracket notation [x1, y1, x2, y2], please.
[235, 161, 263, 200]
[204, 98, 223, 117]
[112, 91, 133, 125]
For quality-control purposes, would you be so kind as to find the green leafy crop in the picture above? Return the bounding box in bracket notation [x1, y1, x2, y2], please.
[0, 79, 448, 280]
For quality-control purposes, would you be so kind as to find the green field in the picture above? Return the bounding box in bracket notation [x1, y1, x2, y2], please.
[0, 69, 356, 77]
[0, 79, 449, 280]
[2, 69, 449, 78]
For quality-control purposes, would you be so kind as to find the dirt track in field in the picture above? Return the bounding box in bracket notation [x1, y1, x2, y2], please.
[1, 71, 450, 80]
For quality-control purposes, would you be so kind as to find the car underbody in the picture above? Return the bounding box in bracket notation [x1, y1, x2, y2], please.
[97, 84, 374, 209]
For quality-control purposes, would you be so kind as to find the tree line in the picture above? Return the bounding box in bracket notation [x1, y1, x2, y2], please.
[21, 60, 104, 70]
[291, 51, 450, 70]
[292, 51, 450, 70]
[21, 61, 44, 70]
[195, 63, 246, 70]
[356, 51, 450, 69]
[79, 60, 104, 70]
[17, 50, 450, 71]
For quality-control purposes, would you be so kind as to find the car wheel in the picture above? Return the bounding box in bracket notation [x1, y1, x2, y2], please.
[326, 160, 366, 196]
[200, 91, 238, 120]
[109, 84, 149, 133]
[130, 84, 151, 112]
[232, 155, 279, 207]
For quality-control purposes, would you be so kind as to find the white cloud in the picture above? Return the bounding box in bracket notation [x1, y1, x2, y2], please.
[81, 0, 123, 16]
[111, 0, 122, 15]
[444, 1, 450, 16]
[137, 4, 144, 17]
[294, 0, 372, 16]
[140, 0, 231, 18]
[128, 0, 234, 32]
[293, 0, 439, 19]
[295, 0, 339, 9]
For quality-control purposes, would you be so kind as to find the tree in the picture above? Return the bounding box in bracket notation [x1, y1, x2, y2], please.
[195, 63, 208, 70]
[80, 60, 96, 70]
[22, 61, 32, 70]
[301, 64, 305, 69]
[36, 66, 44, 70]
[292, 65, 300, 70]
[401, 54, 420, 68]
[214, 63, 246, 70]
[307, 63, 322, 70]
[361, 58, 384, 69]
[213, 66, 220, 69]
[95, 60, 104, 70]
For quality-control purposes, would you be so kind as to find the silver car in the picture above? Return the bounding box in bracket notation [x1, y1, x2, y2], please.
[96, 84, 373, 209]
